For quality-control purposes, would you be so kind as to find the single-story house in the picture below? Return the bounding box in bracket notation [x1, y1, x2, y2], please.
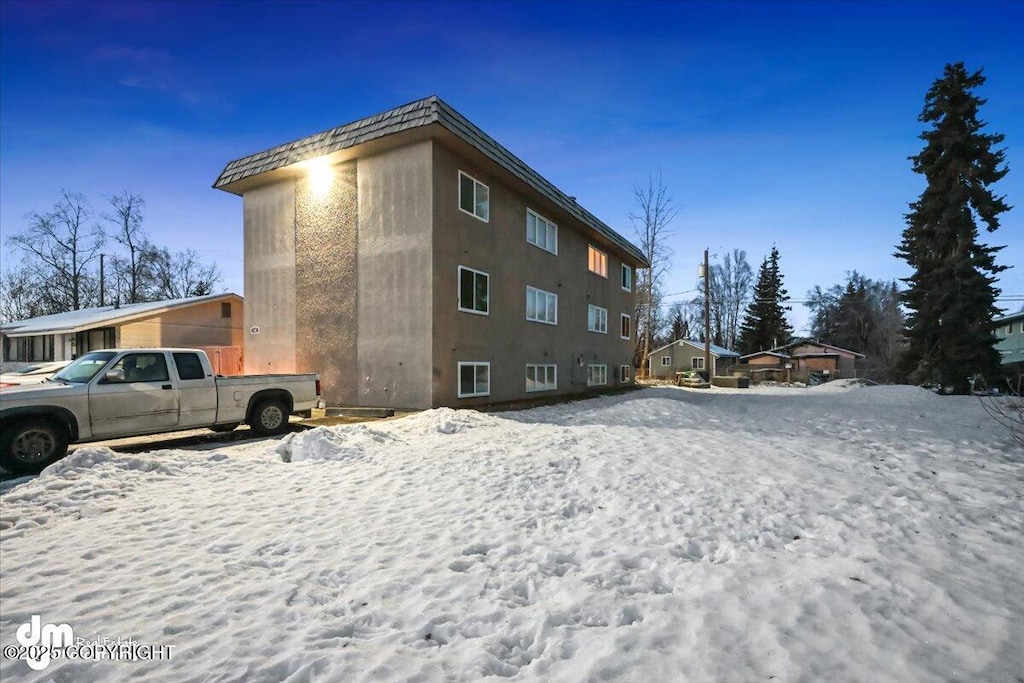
[740, 339, 864, 380]
[648, 339, 740, 378]
[0, 293, 244, 373]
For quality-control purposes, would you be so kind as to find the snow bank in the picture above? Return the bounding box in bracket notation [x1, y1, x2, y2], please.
[276, 425, 399, 463]
[1, 387, 1021, 683]
[41, 447, 177, 478]
[397, 406, 505, 435]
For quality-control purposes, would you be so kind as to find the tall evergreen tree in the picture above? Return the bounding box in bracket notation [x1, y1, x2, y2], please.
[896, 63, 1010, 394]
[738, 245, 792, 354]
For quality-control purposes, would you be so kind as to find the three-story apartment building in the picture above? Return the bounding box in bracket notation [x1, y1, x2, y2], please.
[214, 97, 647, 409]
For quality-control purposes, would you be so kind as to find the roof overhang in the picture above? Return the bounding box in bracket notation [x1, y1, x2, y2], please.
[213, 96, 649, 268]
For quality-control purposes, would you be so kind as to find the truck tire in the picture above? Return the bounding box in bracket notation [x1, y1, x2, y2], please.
[0, 418, 69, 474]
[209, 423, 239, 433]
[249, 398, 289, 436]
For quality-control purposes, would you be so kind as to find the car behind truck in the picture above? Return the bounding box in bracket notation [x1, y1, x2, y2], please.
[0, 348, 320, 473]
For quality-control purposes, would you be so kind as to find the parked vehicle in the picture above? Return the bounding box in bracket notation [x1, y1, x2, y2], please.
[0, 349, 320, 473]
[0, 361, 71, 388]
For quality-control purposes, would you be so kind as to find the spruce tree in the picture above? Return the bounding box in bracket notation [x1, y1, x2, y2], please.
[896, 63, 1010, 394]
[738, 245, 793, 354]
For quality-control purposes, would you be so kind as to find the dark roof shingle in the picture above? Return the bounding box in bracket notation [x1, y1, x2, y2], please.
[214, 96, 647, 265]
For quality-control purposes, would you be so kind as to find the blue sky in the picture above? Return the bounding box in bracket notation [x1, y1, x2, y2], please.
[1, 0, 1021, 332]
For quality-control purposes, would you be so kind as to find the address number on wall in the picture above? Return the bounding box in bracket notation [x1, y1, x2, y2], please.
[249, 326, 260, 335]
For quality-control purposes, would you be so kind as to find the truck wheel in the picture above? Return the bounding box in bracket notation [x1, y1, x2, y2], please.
[249, 399, 289, 436]
[209, 423, 239, 433]
[0, 419, 69, 474]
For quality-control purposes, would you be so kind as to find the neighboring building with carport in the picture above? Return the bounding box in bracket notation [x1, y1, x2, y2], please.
[0, 293, 244, 374]
[740, 339, 864, 383]
[647, 339, 740, 379]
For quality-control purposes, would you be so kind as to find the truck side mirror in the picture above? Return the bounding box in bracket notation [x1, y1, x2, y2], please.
[102, 369, 125, 384]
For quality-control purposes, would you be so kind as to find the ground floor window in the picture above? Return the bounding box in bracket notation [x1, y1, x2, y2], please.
[587, 364, 607, 386]
[458, 361, 490, 398]
[692, 357, 705, 370]
[75, 327, 116, 356]
[619, 365, 630, 382]
[526, 364, 557, 392]
[5, 334, 55, 362]
[661, 356, 671, 366]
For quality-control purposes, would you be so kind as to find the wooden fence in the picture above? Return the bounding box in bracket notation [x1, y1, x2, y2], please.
[197, 346, 244, 376]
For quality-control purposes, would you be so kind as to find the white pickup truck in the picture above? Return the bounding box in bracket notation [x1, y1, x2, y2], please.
[0, 348, 320, 473]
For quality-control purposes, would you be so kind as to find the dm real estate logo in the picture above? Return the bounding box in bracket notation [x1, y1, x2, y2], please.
[14, 615, 73, 671]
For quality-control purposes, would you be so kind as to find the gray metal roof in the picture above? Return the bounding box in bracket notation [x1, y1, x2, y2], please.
[994, 309, 1024, 324]
[0, 293, 241, 336]
[214, 96, 648, 266]
[649, 339, 740, 358]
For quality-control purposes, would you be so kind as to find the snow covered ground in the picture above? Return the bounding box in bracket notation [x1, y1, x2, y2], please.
[0, 384, 1021, 682]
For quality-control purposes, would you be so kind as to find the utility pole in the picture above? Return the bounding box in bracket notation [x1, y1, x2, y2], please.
[703, 248, 711, 380]
[99, 253, 105, 307]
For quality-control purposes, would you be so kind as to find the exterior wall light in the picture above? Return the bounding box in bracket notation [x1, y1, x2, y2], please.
[303, 157, 334, 197]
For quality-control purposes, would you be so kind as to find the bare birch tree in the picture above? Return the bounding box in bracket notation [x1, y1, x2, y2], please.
[630, 172, 678, 376]
[152, 248, 222, 299]
[0, 267, 46, 323]
[103, 191, 156, 304]
[713, 249, 753, 350]
[6, 190, 103, 311]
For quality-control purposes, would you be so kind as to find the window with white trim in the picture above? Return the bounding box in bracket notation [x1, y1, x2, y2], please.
[588, 245, 607, 277]
[526, 209, 557, 254]
[457, 362, 490, 398]
[458, 266, 489, 315]
[587, 364, 607, 386]
[661, 356, 671, 366]
[526, 286, 557, 325]
[459, 171, 489, 222]
[620, 314, 631, 340]
[619, 365, 630, 382]
[621, 264, 632, 291]
[692, 357, 705, 370]
[587, 305, 608, 333]
[526, 364, 557, 392]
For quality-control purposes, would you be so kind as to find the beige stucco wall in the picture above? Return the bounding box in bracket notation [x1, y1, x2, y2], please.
[243, 181, 297, 375]
[430, 141, 636, 406]
[119, 299, 243, 348]
[294, 162, 359, 405]
[355, 141, 434, 409]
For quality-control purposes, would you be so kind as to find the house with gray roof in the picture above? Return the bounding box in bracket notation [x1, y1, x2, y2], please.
[994, 309, 1024, 382]
[647, 339, 741, 379]
[214, 96, 648, 409]
[1, 293, 243, 372]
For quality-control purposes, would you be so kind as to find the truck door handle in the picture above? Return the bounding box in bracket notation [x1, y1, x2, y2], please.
[162, 384, 172, 390]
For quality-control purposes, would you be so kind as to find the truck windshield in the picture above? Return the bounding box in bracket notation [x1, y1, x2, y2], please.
[51, 351, 117, 384]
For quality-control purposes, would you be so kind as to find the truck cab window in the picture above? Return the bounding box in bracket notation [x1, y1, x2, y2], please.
[107, 353, 169, 383]
[173, 353, 205, 380]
